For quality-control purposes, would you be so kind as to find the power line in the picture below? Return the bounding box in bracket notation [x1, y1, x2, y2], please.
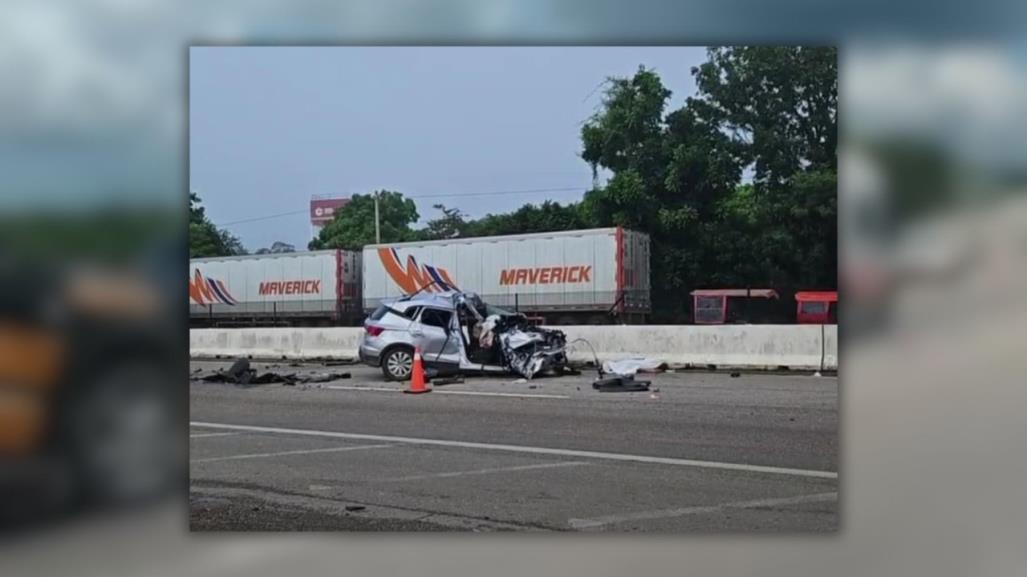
[216, 186, 589, 228]
[219, 210, 308, 227]
[410, 186, 585, 200]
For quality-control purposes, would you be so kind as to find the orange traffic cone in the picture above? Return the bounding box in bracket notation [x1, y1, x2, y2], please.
[405, 347, 431, 394]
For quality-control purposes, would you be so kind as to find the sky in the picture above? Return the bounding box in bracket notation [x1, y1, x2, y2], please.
[189, 47, 707, 251]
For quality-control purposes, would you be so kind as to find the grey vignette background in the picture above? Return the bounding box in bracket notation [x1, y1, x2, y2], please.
[3, 2, 1027, 577]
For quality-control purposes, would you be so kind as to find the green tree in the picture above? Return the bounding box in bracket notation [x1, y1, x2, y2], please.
[581, 67, 741, 233]
[574, 49, 836, 320]
[309, 190, 418, 250]
[582, 69, 670, 179]
[255, 241, 296, 254]
[690, 46, 837, 187]
[421, 204, 470, 240]
[690, 46, 838, 290]
[579, 67, 745, 320]
[190, 192, 246, 257]
[467, 201, 590, 237]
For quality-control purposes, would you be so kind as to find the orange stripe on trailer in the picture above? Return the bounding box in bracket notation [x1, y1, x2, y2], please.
[378, 248, 418, 293]
[189, 269, 215, 305]
[439, 268, 459, 290]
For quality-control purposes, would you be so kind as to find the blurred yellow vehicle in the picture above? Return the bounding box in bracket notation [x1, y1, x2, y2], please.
[0, 255, 183, 525]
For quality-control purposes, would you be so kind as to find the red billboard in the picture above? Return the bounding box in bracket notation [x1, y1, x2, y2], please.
[310, 197, 349, 226]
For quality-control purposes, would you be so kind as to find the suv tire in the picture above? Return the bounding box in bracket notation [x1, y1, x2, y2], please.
[381, 347, 414, 381]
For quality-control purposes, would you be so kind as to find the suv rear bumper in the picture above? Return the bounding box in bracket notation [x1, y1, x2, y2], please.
[358, 345, 381, 367]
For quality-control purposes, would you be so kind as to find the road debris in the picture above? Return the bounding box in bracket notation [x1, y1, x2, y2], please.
[323, 359, 358, 367]
[566, 338, 654, 393]
[344, 505, 366, 512]
[302, 372, 352, 383]
[192, 358, 350, 386]
[432, 376, 465, 386]
[592, 375, 651, 392]
[601, 357, 666, 376]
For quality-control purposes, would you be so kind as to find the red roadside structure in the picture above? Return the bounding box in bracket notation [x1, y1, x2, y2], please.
[690, 289, 779, 324]
[795, 291, 838, 324]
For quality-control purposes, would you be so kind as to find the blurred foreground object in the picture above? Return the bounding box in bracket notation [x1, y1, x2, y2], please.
[0, 225, 184, 529]
[841, 45, 1027, 336]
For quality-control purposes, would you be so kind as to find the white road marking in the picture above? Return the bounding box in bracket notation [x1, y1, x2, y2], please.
[323, 385, 569, 399]
[382, 461, 589, 482]
[323, 385, 399, 393]
[433, 389, 568, 399]
[190, 443, 393, 463]
[189, 421, 838, 479]
[190, 432, 239, 438]
[567, 492, 838, 529]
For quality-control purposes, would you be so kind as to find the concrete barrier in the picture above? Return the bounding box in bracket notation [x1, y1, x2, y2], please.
[191, 324, 837, 370]
[557, 324, 837, 370]
[190, 327, 365, 360]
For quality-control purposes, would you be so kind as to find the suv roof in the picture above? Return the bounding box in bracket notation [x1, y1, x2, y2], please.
[391, 291, 460, 311]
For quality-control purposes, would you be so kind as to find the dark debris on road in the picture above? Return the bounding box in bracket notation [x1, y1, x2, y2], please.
[191, 358, 351, 386]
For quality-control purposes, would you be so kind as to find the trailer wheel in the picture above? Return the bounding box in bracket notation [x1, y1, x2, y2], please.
[381, 346, 414, 381]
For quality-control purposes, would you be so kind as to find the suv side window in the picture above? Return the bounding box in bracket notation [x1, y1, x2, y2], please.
[419, 308, 452, 329]
[400, 306, 422, 320]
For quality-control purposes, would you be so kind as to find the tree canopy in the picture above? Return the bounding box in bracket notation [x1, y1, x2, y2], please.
[420, 204, 470, 240]
[255, 241, 296, 254]
[189, 192, 246, 258]
[309, 190, 419, 250]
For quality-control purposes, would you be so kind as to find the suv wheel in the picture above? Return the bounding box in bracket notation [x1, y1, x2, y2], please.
[382, 347, 414, 381]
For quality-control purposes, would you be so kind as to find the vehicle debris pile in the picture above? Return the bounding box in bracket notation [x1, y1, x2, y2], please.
[191, 358, 351, 386]
[491, 316, 568, 379]
[461, 293, 569, 379]
[592, 374, 651, 392]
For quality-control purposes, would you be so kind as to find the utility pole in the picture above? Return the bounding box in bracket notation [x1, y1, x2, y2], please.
[374, 191, 381, 244]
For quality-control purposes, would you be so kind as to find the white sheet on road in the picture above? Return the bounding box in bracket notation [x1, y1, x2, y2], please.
[602, 357, 665, 376]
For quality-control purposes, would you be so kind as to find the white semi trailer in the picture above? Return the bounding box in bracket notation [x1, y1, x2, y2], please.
[363, 227, 650, 323]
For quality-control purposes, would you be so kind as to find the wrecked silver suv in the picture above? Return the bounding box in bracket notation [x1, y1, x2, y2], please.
[358, 290, 569, 381]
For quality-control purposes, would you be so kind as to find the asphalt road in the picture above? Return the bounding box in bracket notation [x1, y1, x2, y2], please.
[190, 360, 838, 532]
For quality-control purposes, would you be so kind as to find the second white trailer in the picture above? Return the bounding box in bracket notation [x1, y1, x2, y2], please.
[189, 250, 362, 325]
[362, 227, 650, 322]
